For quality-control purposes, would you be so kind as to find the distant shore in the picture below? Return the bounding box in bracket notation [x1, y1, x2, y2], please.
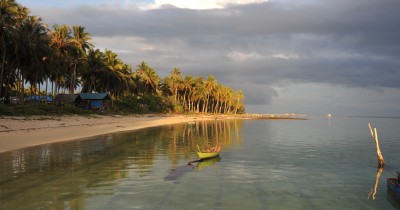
[0, 113, 306, 154]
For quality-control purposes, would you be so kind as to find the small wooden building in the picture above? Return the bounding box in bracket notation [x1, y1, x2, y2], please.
[79, 93, 111, 110]
[53, 94, 81, 105]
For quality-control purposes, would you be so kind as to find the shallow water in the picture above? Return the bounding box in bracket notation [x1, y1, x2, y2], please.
[1, 117, 400, 209]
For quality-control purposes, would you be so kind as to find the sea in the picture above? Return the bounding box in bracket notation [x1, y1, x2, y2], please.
[1, 116, 400, 210]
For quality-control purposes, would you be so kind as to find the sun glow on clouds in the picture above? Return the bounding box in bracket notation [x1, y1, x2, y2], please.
[271, 53, 301, 60]
[227, 51, 263, 62]
[144, 0, 269, 10]
[228, 51, 305, 62]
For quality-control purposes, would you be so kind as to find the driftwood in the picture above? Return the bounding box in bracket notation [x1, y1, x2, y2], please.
[368, 123, 385, 168]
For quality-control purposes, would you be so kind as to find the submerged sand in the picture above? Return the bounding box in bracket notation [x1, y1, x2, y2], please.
[0, 114, 215, 153]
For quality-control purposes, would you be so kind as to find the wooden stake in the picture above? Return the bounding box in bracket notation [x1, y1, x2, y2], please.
[368, 123, 385, 168]
[368, 123, 374, 137]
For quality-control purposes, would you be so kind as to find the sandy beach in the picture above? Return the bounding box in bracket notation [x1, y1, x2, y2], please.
[0, 114, 217, 154]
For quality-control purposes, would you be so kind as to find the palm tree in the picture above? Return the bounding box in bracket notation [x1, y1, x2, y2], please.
[81, 48, 106, 93]
[169, 67, 183, 102]
[213, 84, 223, 113]
[18, 15, 52, 104]
[49, 24, 71, 96]
[135, 61, 160, 95]
[204, 75, 217, 113]
[192, 76, 206, 113]
[0, 0, 28, 99]
[69, 25, 93, 93]
[102, 49, 123, 92]
[182, 75, 194, 112]
[234, 90, 245, 114]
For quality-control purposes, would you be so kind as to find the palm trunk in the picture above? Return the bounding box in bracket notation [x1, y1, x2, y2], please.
[45, 78, 49, 102]
[0, 42, 6, 100]
[20, 74, 25, 104]
[70, 63, 76, 94]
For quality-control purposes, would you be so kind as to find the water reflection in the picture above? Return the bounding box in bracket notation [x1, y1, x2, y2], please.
[0, 119, 243, 210]
[164, 156, 222, 183]
[196, 156, 221, 171]
[368, 168, 383, 200]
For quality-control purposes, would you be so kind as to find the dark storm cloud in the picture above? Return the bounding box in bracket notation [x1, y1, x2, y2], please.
[29, 0, 400, 107]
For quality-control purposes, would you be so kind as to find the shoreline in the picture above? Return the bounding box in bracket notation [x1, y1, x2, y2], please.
[0, 114, 306, 154]
[0, 114, 233, 154]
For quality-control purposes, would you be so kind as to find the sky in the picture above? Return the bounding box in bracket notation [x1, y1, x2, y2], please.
[18, 0, 400, 116]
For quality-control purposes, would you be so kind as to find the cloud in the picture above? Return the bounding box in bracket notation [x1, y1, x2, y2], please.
[23, 0, 400, 115]
[227, 51, 263, 62]
[145, 0, 269, 10]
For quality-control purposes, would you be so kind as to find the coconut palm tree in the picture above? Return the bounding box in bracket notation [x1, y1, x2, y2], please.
[81, 48, 106, 93]
[0, 0, 28, 99]
[180, 75, 192, 111]
[49, 24, 72, 96]
[18, 15, 52, 104]
[234, 90, 245, 114]
[169, 67, 183, 102]
[204, 75, 217, 113]
[68, 25, 93, 93]
[192, 76, 206, 113]
[135, 61, 160, 95]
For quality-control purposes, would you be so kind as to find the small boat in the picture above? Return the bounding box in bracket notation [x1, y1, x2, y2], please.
[387, 172, 400, 200]
[197, 145, 221, 160]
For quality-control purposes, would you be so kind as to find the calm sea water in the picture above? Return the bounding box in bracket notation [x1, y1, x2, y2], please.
[1, 117, 400, 210]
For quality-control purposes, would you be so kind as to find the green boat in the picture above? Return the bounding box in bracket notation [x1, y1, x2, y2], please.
[197, 151, 219, 159]
[197, 145, 221, 160]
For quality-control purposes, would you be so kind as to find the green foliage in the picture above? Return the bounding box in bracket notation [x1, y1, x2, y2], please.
[0, 104, 47, 116]
[115, 96, 140, 113]
[114, 95, 170, 113]
[56, 104, 89, 115]
[0, 1, 246, 115]
[173, 105, 184, 114]
[0, 103, 95, 116]
[138, 95, 168, 113]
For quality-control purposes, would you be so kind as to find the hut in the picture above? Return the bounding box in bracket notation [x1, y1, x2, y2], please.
[79, 93, 111, 110]
[25, 95, 53, 103]
[53, 94, 81, 105]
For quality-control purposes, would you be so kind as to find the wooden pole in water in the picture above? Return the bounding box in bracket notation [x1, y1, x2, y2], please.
[368, 123, 385, 168]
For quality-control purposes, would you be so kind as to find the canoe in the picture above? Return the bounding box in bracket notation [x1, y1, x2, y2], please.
[197, 151, 219, 159]
[387, 173, 400, 200]
[197, 145, 221, 160]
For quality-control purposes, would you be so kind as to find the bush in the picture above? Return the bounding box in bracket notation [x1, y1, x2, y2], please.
[57, 104, 89, 115]
[138, 95, 169, 113]
[115, 95, 171, 114]
[0, 104, 46, 116]
[115, 96, 140, 113]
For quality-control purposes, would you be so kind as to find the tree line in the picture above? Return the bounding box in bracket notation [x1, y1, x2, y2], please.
[0, 0, 245, 114]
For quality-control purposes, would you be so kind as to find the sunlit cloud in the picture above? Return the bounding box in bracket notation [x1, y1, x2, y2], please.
[271, 53, 301, 60]
[227, 51, 263, 62]
[143, 0, 269, 10]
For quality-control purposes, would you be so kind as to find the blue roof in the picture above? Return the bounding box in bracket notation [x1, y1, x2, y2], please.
[79, 93, 111, 100]
[25, 96, 53, 102]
